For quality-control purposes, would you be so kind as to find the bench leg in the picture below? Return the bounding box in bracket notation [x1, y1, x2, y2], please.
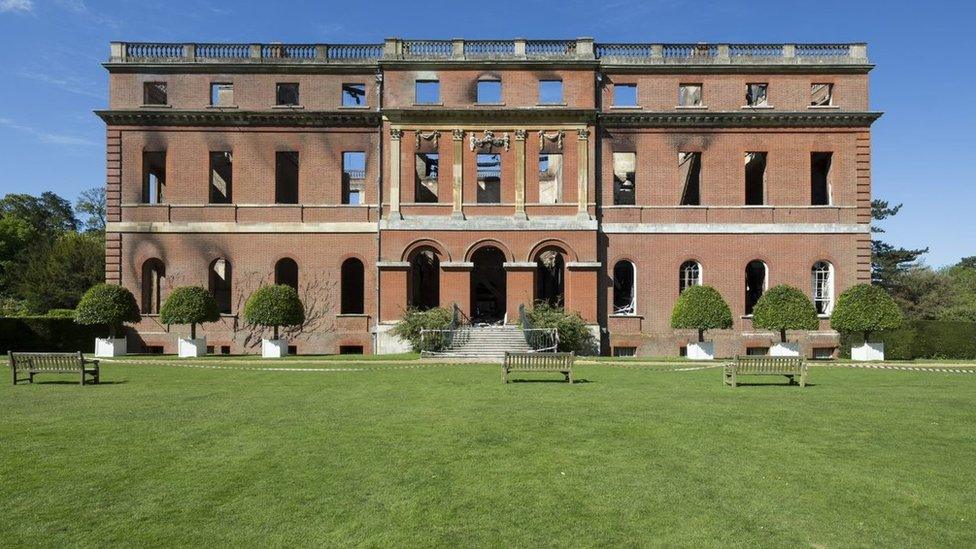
[800, 371, 807, 388]
[566, 370, 573, 384]
[502, 367, 508, 384]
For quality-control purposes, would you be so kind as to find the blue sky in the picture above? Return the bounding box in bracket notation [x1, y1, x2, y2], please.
[0, 0, 973, 266]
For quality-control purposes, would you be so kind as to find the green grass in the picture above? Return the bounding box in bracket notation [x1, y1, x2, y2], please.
[2, 359, 974, 546]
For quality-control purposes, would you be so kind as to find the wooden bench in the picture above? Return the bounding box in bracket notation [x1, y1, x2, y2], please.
[503, 352, 575, 383]
[723, 355, 807, 387]
[9, 351, 100, 386]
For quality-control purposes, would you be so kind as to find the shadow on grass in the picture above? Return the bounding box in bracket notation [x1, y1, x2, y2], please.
[508, 378, 591, 384]
[730, 381, 816, 388]
[23, 380, 128, 386]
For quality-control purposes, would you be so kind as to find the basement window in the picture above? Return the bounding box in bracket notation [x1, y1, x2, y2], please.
[613, 346, 637, 357]
[415, 153, 439, 203]
[476, 79, 502, 103]
[343, 152, 366, 205]
[538, 154, 563, 204]
[142, 151, 166, 204]
[678, 152, 701, 206]
[613, 84, 637, 107]
[746, 83, 768, 107]
[476, 154, 501, 203]
[210, 83, 233, 107]
[613, 152, 636, 205]
[276, 83, 300, 106]
[415, 80, 440, 104]
[143, 82, 167, 105]
[342, 83, 367, 107]
[275, 151, 299, 204]
[811, 152, 832, 205]
[678, 84, 702, 107]
[538, 80, 563, 104]
[811, 83, 833, 106]
[744, 152, 767, 205]
[209, 151, 233, 204]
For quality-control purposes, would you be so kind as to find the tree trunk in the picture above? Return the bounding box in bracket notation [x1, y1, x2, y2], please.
[698, 329, 705, 342]
[864, 330, 871, 344]
[780, 328, 787, 343]
[191, 323, 196, 340]
[273, 325, 279, 339]
[109, 324, 116, 339]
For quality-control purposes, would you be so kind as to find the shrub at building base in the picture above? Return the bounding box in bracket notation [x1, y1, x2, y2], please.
[751, 285, 820, 356]
[243, 285, 305, 358]
[831, 283, 903, 361]
[670, 285, 733, 360]
[526, 302, 596, 355]
[391, 307, 453, 352]
[159, 286, 220, 358]
[74, 283, 141, 357]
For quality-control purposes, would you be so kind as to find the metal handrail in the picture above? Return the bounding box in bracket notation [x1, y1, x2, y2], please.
[518, 304, 559, 352]
[419, 303, 472, 354]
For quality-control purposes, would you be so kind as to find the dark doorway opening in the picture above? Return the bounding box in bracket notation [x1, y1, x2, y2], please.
[408, 247, 440, 310]
[470, 246, 507, 323]
[535, 247, 566, 307]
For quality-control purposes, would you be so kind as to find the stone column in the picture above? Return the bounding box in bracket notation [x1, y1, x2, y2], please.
[577, 128, 590, 218]
[514, 129, 527, 219]
[389, 129, 403, 219]
[452, 129, 464, 219]
[504, 262, 536, 325]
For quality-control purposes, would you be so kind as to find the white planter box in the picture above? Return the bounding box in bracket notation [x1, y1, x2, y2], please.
[852, 342, 885, 361]
[178, 338, 207, 358]
[687, 341, 715, 360]
[770, 342, 800, 357]
[262, 339, 287, 358]
[94, 338, 126, 357]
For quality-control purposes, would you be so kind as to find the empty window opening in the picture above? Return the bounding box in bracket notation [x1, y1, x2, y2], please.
[744, 152, 767, 205]
[209, 151, 232, 204]
[339, 345, 364, 355]
[287, 345, 298, 355]
[341, 258, 365, 314]
[275, 151, 299, 204]
[477, 153, 501, 203]
[408, 248, 440, 310]
[144, 345, 164, 355]
[539, 154, 563, 204]
[210, 83, 233, 107]
[143, 81, 167, 105]
[746, 346, 769, 356]
[811, 152, 832, 206]
[811, 83, 833, 106]
[613, 152, 636, 205]
[613, 260, 636, 315]
[141, 258, 165, 314]
[614, 84, 638, 107]
[274, 257, 298, 290]
[220, 345, 231, 355]
[678, 152, 702, 206]
[679, 261, 702, 294]
[535, 247, 566, 307]
[142, 151, 166, 204]
[745, 260, 767, 315]
[477, 79, 502, 103]
[538, 80, 563, 104]
[812, 261, 834, 315]
[679, 84, 702, 107]
[343, 151, 366, 205]
[746, 83, 768, 107]
[470, 246, 507, 323]
[209, 258, 232, 315]
[414, 153, 439, 203]
[415, 80, 440, 104]
[341, 83, 366, 107]
[276, 83, 300, 106]
[812, 347, 836, 360]
[613, 346, 637, 357]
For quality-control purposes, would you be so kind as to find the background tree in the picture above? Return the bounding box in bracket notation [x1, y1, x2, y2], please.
[871, 199, 928, 289]
[160, 286, 220, 340]
[0, 192, 78, 237]
[0, 214, 34, 298]
[670, 285, 733, 342]
[751, 285, 820, 343]
[831, 283, 903, 342]
[75, 283, 141, 338]
[14, 232, 104, 312]
[243, 285, 305, 339]
[75, 187, 106, 234]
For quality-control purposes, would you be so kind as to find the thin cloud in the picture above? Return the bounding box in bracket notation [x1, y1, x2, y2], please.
[0, 0, 33, 13]
[0, 117, 99, 147]
[53, 0, 120, 28]
[17, 70, 105, 100]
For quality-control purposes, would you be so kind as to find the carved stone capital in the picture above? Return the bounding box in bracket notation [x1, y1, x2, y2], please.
[390, 128, 403, 140]
[514, 129, 527, 141]
[452, 128, 464, 141]
[577, 128, 590, 141]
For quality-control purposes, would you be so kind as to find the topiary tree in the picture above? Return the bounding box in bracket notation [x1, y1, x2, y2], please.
[751, 284, 820, 343]
[74, 283, 141, 338]
[830, 283, 903, 342]
[391, 307, 454, 352]
[160, 286, 220, 340]
[670, 285, 733, 342]
[526, 302, 596, 354]
[243, 285, 305, 339]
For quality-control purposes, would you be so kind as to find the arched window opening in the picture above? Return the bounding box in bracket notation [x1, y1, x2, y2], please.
[274, 258, 298, 290]
[612, 261, 636, 315]
[141, 258, 165, 314]
[470, 246, 507, 323]
[679, 261, 702, 294]
[745, 260, 767, 315]
[341, 258, 365, 314]
[535, 247, 566, 308]
[209, 258, 232, 314]
[408, 248, 440, 310]
[812, 261, 834, 315]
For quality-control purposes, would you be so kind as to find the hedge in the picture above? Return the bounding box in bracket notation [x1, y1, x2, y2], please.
[840, 320, 976, 360]
[0, 317, 107, 354]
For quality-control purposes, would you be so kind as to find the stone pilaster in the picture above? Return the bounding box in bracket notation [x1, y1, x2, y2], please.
[452, 129, 464, 219]
[389, 128, 403, 219]
[577, 128, 590, 218]
[514, 129, 527, 219]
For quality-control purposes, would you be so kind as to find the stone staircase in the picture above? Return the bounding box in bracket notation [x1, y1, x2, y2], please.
[428, 325, 532, 360]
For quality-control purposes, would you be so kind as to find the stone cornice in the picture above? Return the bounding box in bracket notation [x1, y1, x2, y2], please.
[384, 108, 597, 125]
[95, 109, 382, 127]
[599, 111, 882, 128]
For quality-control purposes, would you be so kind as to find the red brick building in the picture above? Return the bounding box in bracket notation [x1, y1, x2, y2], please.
[98, 39, 878, 356]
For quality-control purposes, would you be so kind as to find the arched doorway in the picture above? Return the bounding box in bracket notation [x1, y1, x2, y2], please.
[408, 247, 440, 310]
[470, 246, 506, 323]
[534, 246, 565, 307]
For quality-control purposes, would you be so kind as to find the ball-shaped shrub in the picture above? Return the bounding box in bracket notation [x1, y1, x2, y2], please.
[391, 307, 454, 352]
[670, 285, 733, 342]
[243, 285, 305, 339]
[74, 283, 141, 338]
[751, 284, 820, 343]
[830, 283, 903, 342]
[159, 286, 220, 339]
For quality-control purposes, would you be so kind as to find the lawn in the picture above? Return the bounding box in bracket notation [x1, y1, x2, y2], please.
[2, 358, 974, 547]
